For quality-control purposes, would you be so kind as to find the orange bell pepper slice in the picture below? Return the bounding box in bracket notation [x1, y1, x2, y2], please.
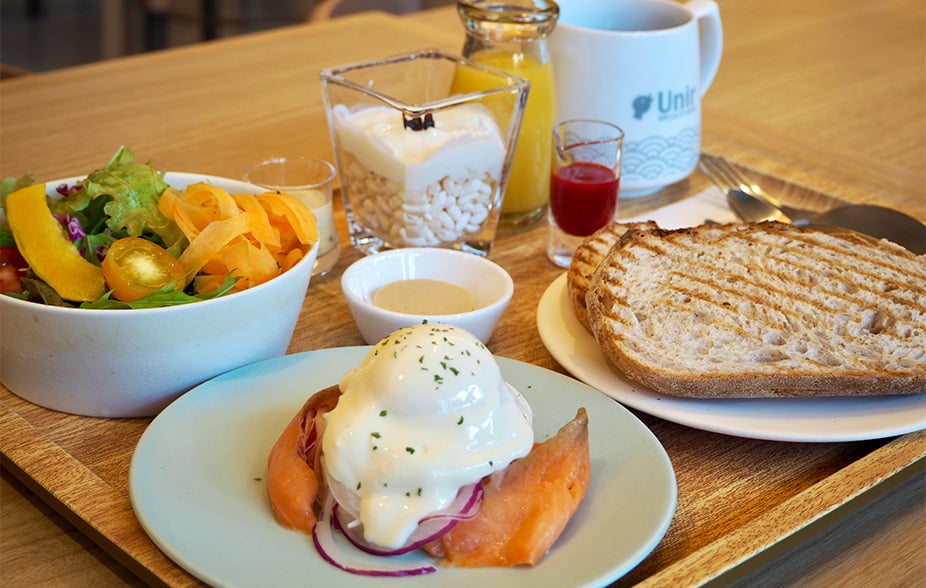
[5, 183, 106, 302]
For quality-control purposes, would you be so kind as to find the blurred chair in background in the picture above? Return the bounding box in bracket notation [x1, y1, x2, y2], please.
[1, 63, 31, 79]
[309, 0, 423, 21]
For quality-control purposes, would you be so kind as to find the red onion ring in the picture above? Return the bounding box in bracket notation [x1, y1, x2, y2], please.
[312, 493, 438, 577]
[334, 481, 485, 556]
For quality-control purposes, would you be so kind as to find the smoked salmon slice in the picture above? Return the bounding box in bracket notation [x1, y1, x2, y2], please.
[266, 384, 340, 534]
[424, 408, 590, 567]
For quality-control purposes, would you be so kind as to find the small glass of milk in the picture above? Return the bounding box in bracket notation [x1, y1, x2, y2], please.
[244, 156, 340, 276]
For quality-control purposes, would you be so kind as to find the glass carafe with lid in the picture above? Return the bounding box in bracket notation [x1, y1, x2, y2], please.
[455, 0, 559, 229]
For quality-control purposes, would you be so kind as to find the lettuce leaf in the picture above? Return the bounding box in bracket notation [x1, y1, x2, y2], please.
[1, 173, 34, 199]
[81, 273, 240, 309]
[51, 146, 186, 255]
[1, 173, 35, 231]
[18, 274, 71, 307]
[0, 226, 16, 248]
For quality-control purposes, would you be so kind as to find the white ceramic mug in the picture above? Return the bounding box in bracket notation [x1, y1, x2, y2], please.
[550, 0, 723, 198]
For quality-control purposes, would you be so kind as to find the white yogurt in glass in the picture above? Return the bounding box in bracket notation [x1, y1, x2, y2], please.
[333, 103, 506, 247]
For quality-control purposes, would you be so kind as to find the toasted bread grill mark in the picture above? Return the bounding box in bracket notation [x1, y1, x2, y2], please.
[755, 229, 926, 306]
[624, 224, 925, 316]
[655, 255, 922, 351]
[585, 221, 926, 397]
[592, 260, 633, 328]
[567, 221, 659, 331]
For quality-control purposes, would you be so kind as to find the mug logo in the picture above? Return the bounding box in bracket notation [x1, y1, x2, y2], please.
[632, 86, 697, 120]
[632, 95, 653, 120]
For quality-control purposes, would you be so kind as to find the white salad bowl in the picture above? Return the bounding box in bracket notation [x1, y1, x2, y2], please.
[341, 247, 513, 345]
[0, 172, 318, 417]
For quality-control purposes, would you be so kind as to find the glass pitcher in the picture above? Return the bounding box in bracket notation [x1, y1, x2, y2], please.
[455, 0, 559, 229]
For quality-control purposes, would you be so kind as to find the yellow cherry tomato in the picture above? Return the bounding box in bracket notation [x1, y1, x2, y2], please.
[102, 237, 186, 302]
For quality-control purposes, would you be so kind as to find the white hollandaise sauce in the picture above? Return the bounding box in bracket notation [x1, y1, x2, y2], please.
[321, 324, 533, 549]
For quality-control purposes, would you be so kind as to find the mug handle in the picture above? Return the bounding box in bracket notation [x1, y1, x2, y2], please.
[686, 0, 723, 96]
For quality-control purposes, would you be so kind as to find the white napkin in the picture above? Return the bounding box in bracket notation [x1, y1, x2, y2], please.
[622, 186, 739, 229]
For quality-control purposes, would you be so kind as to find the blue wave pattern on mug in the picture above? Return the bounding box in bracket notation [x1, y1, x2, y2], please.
[623, 127, 700, 182]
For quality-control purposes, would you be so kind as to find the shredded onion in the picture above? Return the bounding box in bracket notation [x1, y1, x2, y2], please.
[334, 482, 484, 556]
[326, 471, 361, 520]
[312, 493, 438, 577]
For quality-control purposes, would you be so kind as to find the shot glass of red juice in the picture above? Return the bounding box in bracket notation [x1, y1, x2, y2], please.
[547, 119, 624, 267]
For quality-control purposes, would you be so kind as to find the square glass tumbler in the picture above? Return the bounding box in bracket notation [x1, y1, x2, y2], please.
[320, 49, 529, 257]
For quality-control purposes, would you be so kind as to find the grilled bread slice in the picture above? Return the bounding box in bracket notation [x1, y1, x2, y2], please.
[585, 221, 926, 398]
[567, 220, 659, 331]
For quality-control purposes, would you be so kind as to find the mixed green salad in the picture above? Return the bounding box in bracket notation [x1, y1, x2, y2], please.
[1, 147, 317, 309]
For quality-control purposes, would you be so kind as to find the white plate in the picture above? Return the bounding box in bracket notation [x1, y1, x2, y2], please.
[130, 347, 676, 588]
[538, 274, 926, 442]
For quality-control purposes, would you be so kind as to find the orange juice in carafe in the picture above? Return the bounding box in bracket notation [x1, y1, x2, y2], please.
[460, 52, 556, 224]
[456, 1, 559, 228]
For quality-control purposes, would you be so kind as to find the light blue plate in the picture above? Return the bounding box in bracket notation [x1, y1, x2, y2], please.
[130, 347, 676, 587]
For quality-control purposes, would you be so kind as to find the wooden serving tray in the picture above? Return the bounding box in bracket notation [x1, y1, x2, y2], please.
[1, 163, 923, 587]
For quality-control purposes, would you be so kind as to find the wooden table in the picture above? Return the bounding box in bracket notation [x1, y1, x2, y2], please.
[2, 2, 924, 586]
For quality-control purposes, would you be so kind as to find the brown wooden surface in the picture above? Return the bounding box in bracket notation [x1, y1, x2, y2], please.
[1, 2, 924, 587]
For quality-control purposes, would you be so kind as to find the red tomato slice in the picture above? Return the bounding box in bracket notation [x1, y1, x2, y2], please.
[0, 246, 28, 294]
[102, 237, 186, 302]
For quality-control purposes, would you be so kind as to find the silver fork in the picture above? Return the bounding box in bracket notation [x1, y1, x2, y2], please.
[699, 153, 926, 253]
[699, 154, 813, 222]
